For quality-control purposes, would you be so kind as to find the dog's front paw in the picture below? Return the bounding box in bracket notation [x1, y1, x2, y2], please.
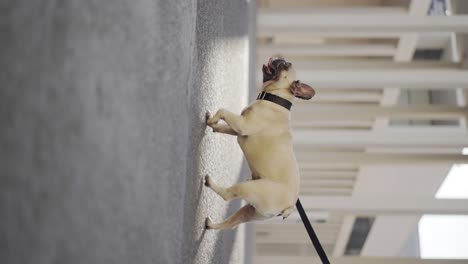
[206, 111, 220, 126]
[205, 217, 213, 229]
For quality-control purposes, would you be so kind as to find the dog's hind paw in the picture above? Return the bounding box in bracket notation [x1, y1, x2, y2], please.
[205, 217, 213, 229]
[205, 111, 211, 124]
[204, 174, 211, 187]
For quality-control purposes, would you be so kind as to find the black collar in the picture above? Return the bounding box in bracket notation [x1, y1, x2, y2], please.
[257, 92, 292, 111]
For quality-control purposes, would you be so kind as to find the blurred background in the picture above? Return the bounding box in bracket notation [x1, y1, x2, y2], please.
[1, 0, 467, 264]
[252, 0, 468, 263]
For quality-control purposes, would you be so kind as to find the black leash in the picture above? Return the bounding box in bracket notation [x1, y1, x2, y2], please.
[296, 199, 331, 264]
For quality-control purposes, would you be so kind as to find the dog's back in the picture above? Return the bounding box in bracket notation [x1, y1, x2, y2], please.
[237, 100, 300, 196]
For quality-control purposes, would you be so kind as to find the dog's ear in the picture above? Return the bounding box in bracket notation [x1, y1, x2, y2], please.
[290, 80, 315, 100]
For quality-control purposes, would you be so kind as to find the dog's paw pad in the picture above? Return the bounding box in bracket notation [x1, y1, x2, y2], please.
[205, 217, 213, 229]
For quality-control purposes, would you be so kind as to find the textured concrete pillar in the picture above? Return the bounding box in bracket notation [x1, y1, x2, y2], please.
[0, 0, 253, 263]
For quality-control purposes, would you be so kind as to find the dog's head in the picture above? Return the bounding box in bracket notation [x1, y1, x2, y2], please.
[262, 57, 315, 100]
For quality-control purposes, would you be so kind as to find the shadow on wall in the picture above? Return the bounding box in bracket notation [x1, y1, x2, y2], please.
[181, 0, 254, 264]
[0, 0, 252, 264]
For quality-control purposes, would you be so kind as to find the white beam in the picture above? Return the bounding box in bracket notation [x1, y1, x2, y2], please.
[361, 215, 420, 257]
[299, 163, 359, 171]
[293, 130, 468, 147]
[332, 215, 355, 257]
[255, 223, 341, 232]
[256, 234, 337, 245]
[375, 0, 432, 130]
[254, 256, 468, 264]
[444, 33, 464, 63]
[258, 13, 468, 33]
[365, 147, 463, 154]
[258, 44, 397, 57]
[299, 90, 382, 103]
[296, 152, 468, 165]
[395, 0, 433, 60]
[301, 178, 354, 188]
[373, 87, 401, 129]
[293, 105, 468, 120]
[408, 0, 432, 16]
[378, 87, 400, 106]
[296, 68, 468, 89]
[292, 120, 374, 129]
[394, 34, 420, 61]
[258, 7, 408, 15]
[258, 211, 331, 224]
[300, 187, 352, 196]
[255, 228, 337, 245]
[300, 196, 468, 214]
[301, 170, 356, 179]
[258, 31, 451, 38]
[292, 60, 458, 69]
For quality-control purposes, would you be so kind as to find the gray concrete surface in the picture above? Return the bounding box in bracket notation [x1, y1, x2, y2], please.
[0, 0, 254, 263]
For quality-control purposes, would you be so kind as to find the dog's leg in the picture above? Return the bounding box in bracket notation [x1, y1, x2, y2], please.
[206, 110, 224, 126]
[206, 109, 257, 136]
[205, 175, 289, 207]
[205, 175, 268, 202]
[211, 124, 238, 136]
[205, 175, 241, 201]
[206, 204, 266, 230]
[206, 111, 238, 136]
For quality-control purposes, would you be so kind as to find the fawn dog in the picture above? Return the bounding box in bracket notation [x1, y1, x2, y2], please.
[205, 58, 315, 229]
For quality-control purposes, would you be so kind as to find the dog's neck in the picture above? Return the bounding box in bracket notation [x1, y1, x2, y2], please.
[257, 91, 292, 111]
[261, 81, 295, 102]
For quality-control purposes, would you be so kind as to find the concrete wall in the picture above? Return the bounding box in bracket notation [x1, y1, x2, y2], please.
[0, 0, 253, 263]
